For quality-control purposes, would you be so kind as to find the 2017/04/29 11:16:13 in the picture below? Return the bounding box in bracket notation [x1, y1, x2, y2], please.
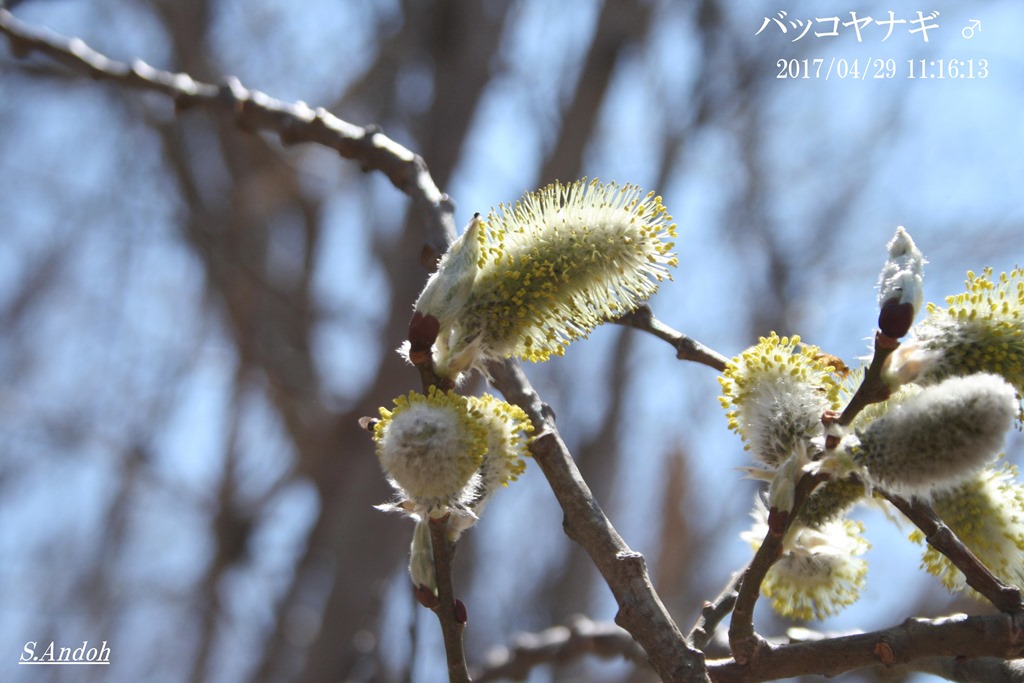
[775, 57, 989, 80]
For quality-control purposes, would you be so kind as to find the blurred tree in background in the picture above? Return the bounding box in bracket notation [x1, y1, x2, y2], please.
[1, 1, 1022, 682]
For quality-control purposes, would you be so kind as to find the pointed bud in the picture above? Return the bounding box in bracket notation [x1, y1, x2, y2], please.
[414, 215, 483, 325]
[407, 311, 441, 365]
[454, 599, 468, 624]
[877, 226, 925, 338]
[853, 373, 1016, 496]
[408, 519, 437, 597]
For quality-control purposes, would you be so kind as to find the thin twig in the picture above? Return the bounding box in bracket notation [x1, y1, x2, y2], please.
[883, 493, 1024, 613]
[428, 515, 472, 683]
[474, 615, 648, 682]
[488, 359, 711, 683]
[0, 8, 457, 259]
[728, 472, 828, 665]
[687, 570, 743, 651]
[836, 330, 898, 427]
[409, 337, 468, 680]
[615, 304, 729, 372]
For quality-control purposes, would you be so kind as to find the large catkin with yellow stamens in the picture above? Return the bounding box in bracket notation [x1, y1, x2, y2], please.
[718, 333, 842, 467]
[415, 178, 677, 377]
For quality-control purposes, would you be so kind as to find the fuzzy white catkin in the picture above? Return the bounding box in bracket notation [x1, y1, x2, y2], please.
[854, 373, 1017, 497]
[376, 398, 484, 505]
[742, 376, 832, 468]
[877, 226, 925, 311]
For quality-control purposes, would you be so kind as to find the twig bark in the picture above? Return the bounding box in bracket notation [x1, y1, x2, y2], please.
[475, 615, 648, 682]
[728, 472, 828, 664]
[615, 304, 729, 372]
[837, 330, 898, 426]
[0, 8, 456, 260]
[428, 515, 472, 683]
[883, 493, 1024, 613]
[687, 571, 742, 651]
[489, 359, 710, 683]
[708, 611, 1024, 683]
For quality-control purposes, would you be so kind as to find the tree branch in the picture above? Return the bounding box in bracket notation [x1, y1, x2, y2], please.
[488, 359, 710, 683]
[0, 8, 456, 260]
[883, 493, 1024, 613]
[428, 515, 471, 683]
[615, 304, 729, 372]
[475, 615, 648, 682]
[728, 472, 828, 664]
[687, 571, 742, 651]
[836, 330, 898, 427]
[708, 611, 1024, 683]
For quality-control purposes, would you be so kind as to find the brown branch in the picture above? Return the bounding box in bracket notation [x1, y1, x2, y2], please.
[708, 611, 1024, 683]
[615, 304, 729, 372]
[687, 571, 743, 651]
[883, 493, 1024, 614]
[428, 515, 471, 683]
[836, 330, 898, 427]
[488, 359, 710, 683]
[0, 8, 456, 259]
[728, 472, 828, 665]
[475, 615, 648, 683]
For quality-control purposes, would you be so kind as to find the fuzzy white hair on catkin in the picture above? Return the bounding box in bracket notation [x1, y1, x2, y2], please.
[855, 373, 1017, 497]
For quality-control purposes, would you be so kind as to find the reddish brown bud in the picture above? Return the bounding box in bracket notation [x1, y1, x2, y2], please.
[454, 599, 468, 624]
[413, 584, 439, 609]
[878, 297, 915, 339]
[407, 311, 440, 364]
[767, 506, 790, 538]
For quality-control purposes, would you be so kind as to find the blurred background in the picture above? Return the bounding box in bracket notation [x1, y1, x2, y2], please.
[1, 1, 1022, 682]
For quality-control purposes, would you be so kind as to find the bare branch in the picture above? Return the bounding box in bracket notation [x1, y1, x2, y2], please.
[428, 516, 471, 683]
[0, 8, 456, 257]
[836, 330, 899, 427]
[708, 612, 1024, 683]
[488, 359, 710, 683]
[475, 615, 647, 683]
[687, 571, 742, 651]
[883, 493, 1024, 614]
[728, 472, 828, 664]
[615, 305, 729, 372]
